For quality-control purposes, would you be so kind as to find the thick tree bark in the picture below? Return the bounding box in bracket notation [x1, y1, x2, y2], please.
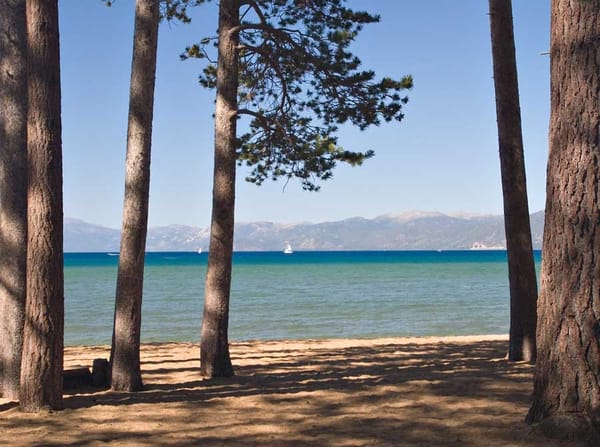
[0, 0, 28, 402]
[488, 0, 538, 362]
[110, 0, 159, 392]
[200, 0, 239, 378]
[527, 0, 600, 426]
[19, 0, 64, 412]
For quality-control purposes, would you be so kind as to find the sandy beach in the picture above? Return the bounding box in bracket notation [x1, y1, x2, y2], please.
[0, 335, 582, 446]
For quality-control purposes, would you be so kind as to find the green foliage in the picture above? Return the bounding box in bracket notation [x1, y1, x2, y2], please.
[161, 0, 209, 23]
[184, 0, 412, 191]
[102, 0, 208, 23]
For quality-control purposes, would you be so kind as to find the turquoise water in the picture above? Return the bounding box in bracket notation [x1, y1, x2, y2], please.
[64, 250, 542, 346]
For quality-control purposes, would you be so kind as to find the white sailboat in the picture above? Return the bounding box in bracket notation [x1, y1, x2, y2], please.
[283, 241, 293, 254]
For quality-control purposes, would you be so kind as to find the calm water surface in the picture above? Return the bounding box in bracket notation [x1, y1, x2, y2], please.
[64, 250, 542, 346]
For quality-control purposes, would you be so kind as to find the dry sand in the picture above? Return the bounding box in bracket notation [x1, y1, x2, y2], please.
[0, 335, 582, 446]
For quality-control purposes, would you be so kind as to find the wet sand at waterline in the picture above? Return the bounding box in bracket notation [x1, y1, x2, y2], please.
[0, 335, 580, 446]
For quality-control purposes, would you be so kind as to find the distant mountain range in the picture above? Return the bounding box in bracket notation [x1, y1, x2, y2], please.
[64, 211, 544, 252]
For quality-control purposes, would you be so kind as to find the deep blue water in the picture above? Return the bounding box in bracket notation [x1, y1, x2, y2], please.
[64, 250, 541, 346]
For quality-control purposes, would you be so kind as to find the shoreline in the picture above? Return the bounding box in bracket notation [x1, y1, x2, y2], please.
[61, 333, 511, 349]
[2, 335, 575, 447]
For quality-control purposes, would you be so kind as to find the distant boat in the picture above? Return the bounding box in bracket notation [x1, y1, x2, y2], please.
[107, 252, 119, 256]
[283, 242, 293, 254]
[197, 248, 202, 254]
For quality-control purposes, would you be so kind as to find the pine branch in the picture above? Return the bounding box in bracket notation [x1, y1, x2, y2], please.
[184, 0, 411, 190]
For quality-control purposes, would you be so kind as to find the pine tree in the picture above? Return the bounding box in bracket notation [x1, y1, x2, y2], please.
[183, 0, 413, 377]
[488, 0, 538, 362]
[0, 0, 28, 402]
[526, 0, 600, 438]
[105, 0, 202, 391]
[110, 0, 160, 392]
[19, 0, 64, 412]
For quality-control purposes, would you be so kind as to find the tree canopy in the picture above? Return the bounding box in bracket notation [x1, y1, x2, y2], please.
[104, 0, 202, 23]
[182, 0, 413, 190]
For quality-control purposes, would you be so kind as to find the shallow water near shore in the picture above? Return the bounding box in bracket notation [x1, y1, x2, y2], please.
[64, 250, 541, 346]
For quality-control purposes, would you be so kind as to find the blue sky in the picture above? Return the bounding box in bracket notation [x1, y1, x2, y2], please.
[59, 1, 550, 229]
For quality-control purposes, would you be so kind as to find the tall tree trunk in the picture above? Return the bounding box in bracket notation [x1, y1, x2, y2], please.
[19, 0, 64, 412]
[110, 0, 160, 392]
[200, 0, 239, 378]
[488, 0, 538, 362]
[0, 0, 28, 402]
[526, 0, 600, 427]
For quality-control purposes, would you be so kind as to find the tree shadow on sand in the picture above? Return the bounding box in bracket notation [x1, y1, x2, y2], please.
[1, 339, 575, 447]
[62, 340, 525, 408]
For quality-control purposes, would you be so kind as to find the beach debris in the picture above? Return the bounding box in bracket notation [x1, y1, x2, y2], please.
[63, 358, 111, 390]
[63, 367, 92, 390]
[92, 358, 110, 387]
